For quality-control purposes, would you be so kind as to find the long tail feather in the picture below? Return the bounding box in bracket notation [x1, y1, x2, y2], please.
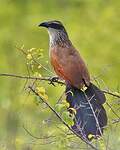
[65, 83, 107, 140]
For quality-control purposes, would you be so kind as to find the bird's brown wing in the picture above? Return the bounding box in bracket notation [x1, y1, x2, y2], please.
[50, 46, 90, 89]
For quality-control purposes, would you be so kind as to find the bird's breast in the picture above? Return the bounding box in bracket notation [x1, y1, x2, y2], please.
[50, 47, 65, 78]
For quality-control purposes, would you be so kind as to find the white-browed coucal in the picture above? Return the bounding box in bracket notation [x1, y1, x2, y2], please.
[39, 20, 107, 140]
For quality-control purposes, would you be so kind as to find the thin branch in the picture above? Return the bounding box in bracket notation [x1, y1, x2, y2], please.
[0, 73, 120, 99]
[106, 102, 120, 119]
[102, 90, 120, 98]
[112, 118, 120, 124]
[23, 124, 55, 140]
[28, 86, 98, 150]
[0, 73, 64, 85]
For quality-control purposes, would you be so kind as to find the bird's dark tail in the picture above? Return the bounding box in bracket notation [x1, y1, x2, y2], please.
[65, 83, 107, 140]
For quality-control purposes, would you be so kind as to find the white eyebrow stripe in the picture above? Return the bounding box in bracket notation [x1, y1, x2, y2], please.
[52, 21, 60, 24]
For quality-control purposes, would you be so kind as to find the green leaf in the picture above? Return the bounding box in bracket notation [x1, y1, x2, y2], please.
[61, 111, 74, 126]
[55, 104, 67, 112]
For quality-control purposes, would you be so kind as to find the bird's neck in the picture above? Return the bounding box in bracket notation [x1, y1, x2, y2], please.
[48, 28, 72, 48]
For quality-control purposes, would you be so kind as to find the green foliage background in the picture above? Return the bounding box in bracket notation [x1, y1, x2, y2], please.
[0, 0, 120, 150]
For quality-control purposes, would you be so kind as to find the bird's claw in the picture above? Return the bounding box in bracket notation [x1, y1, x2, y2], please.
[49, 77, 59, 86]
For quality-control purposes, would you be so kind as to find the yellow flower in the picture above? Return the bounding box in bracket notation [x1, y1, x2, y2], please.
[34, 72, 42, 77]
[27, 48, 36, 52]
[26, 53, 32, 60]
[88, 134, 95, 140]
[42, 94, 48, 101]
[36, 87, 45, 95]
[81, 85, 88, 91]
[38, 65, 42, 69]
[62, 100, 70, 108]
[38, 93, 48, 101]
[29, 48, 36, 52]
[38, 73, 42, 77]
[35, 87, 48, 101]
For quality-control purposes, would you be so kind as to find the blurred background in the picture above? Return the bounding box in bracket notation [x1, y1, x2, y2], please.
[0, 0, 120, 150]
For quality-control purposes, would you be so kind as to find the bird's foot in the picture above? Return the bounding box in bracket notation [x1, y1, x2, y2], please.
[49, 76, 59, 86]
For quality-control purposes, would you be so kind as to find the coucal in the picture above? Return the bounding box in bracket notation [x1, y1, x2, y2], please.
[39, 20, 107, 140]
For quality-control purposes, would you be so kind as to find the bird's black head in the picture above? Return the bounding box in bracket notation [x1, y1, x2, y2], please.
[39, 20, 71, 47]
[38, 20, 65, 30]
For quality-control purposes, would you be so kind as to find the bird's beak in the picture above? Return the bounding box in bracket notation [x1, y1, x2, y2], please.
[38, 22, 49, 28]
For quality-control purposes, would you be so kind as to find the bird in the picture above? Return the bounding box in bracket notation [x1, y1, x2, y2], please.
[38, 20, 107, 140]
